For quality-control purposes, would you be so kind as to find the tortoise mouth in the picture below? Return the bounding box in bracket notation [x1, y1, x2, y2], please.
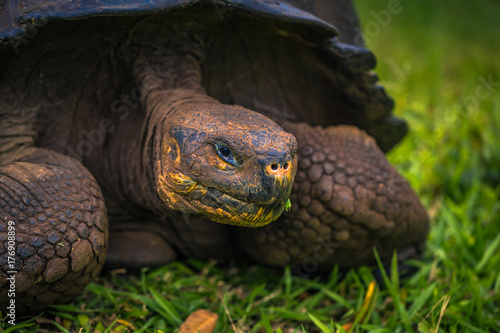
[158, 172, 287, 227]
[200, 186, 286, 227]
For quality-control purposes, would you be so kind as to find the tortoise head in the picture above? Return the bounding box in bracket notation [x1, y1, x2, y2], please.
[155, 102, 297, 227]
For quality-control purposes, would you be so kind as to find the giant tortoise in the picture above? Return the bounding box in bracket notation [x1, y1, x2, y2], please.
[0, 0, 429, 314]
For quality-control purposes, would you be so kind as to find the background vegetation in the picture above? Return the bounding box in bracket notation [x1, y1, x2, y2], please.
[3, 0, 499, 331]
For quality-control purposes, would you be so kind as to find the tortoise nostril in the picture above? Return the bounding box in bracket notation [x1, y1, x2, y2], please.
[271, 163, 279, 171]
[283, 162, 289, 170]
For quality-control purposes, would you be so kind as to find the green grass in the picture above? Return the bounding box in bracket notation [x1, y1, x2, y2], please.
[3, 0, 500, 331]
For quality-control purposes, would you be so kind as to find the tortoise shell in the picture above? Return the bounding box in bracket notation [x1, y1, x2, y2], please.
[0, 0, 405, 152]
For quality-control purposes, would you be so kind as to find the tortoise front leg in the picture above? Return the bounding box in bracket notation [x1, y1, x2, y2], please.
[104, 217, 177, 271]
[0, 148, 108, 314]
[238, 123, 429, 272]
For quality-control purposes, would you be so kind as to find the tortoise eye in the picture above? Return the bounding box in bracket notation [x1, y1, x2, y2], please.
[215, 144, 237, 166]
[219, 146, 231, 157]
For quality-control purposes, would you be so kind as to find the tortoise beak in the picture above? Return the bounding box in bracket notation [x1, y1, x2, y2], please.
[247, 152, 296, 207]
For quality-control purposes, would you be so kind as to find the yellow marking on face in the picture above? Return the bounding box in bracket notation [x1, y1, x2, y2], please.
[252, 206, 265, 222]
[264, 208, 275, 222]
[162, 138, 181, 165]
[159, 172, 281, 228]
[210, 155, 234, 171]
[171, 173, 199, 193]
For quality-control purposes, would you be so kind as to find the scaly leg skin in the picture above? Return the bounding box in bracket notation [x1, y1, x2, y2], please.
[0, 148, 108, 314]
[104, 219, 177, 271]
[238, 123, 429, 273]
[104, 212, 241, 270]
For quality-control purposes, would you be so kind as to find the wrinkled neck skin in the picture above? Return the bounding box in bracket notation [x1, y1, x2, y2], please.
[118, 27, 213, 216]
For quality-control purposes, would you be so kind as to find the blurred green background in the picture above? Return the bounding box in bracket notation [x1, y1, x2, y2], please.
[355, 0, 500, 198]
[354, 0, 500, 329]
